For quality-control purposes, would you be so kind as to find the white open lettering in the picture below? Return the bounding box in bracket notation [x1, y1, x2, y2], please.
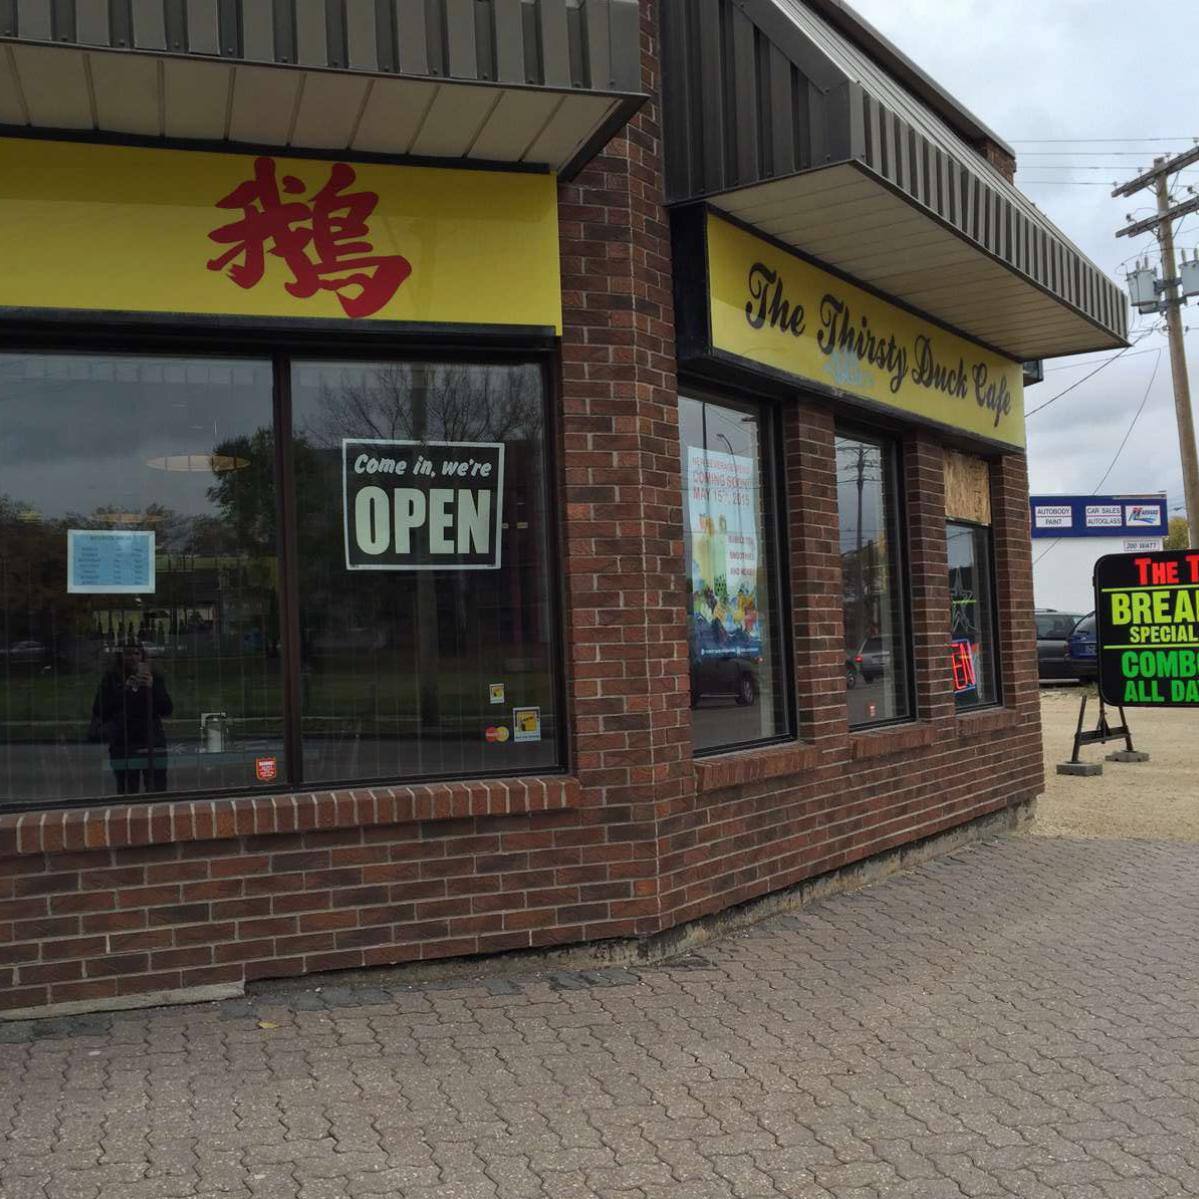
[392, 489, 426, 554]
[428, 489, 455, 553]
[456, 490, 491, 554]
[354, 487, 390, 555]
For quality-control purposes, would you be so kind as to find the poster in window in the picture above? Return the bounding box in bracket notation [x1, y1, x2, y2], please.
[342, 439, 504, 571]
[67, 529, 156, 595]
[686, 447, 762, 664]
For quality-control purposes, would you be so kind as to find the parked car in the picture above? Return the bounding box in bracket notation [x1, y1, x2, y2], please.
[1035, 609, 1083, 680]
[689, 618, 759, 707]
[2, 639, 48, 663]
[853, 637, 889, 682]
[1066, 612, 1098, 681]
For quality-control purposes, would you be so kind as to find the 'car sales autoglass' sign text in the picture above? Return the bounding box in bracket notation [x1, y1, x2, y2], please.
[342, 439, 504, 571]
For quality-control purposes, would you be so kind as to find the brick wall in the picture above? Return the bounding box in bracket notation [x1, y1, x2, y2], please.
[655, 402, 1042, 931]
[555, 0, 687, 942]
[980, 140, 1018, 183]
[0, 1, 1046, 1015]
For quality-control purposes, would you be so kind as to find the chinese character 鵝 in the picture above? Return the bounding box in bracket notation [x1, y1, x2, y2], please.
[207, 157, 411, 318]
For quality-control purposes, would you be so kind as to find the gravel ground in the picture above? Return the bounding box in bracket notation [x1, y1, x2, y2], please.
[1035, 686, 1199, 841]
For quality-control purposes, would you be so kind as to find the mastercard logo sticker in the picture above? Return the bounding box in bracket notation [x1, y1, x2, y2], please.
[485, 726, 511, 743]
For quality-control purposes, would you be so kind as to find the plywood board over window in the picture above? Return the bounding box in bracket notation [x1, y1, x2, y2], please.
[944, 449, 993, 526]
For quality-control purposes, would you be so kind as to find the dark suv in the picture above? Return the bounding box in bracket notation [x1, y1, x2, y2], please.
[1035, 609, 1082, 680]
[1066, 613, 1099, 682]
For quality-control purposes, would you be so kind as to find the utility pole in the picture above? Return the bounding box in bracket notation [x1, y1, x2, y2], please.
[1114, 146, 1199, 549]
[1154, 169, 1199, 551]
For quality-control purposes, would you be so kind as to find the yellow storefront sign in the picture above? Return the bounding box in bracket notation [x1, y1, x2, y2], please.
[706, 214, 1025, 449]
[0, 137, 562, 332]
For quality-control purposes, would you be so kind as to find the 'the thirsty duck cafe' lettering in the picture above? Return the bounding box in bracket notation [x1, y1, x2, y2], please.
[704, 214, 1025, 450]
[342, 439, 504, 571]
[744, 265, 1013, 429]
[1095, 551, 1199, 706]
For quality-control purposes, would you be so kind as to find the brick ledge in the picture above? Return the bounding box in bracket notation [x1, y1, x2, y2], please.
[695, 742, 822, 793]
[851, 722, 940, 760]
[955, 707, 1022, 738]
[0, 775, 581, 858]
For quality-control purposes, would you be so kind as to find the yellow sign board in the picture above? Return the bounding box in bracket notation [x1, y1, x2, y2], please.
[705, 214, 1025, 449]
[0, 137, 562, 332]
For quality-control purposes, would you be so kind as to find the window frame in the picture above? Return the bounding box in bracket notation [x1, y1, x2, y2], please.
[0, 327, 570, 812]
[679, 386, 796, 758]
[834, 424, 916, 730]
[947, 516, 1003, 712]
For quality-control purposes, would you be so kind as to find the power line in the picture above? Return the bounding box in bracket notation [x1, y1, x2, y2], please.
[1026, 329, 1159, 417]
[1018, 151, 1197, 157]
[1022, 165, 1199, 172]
[1043, 345, 1166, 372]
[1011, 138, 1198, 144]
[1092, 351, 1164, 493]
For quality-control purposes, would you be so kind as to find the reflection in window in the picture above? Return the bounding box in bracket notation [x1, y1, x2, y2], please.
[679, 395, 788, 752]
[0, 353, 283, 804]
[290, 361, 560, 783]
[836, 433, 910, 726]
[948, 522, 999, 709]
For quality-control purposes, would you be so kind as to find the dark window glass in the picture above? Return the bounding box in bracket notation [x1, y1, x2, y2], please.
[290, 360, 561, 783]
[0, 353, 283, 804]
[949, 521, 999, 709]
[679, 395, 788, 752]
[1036, 612, 1080, 640]
[836, 433, 911, 726]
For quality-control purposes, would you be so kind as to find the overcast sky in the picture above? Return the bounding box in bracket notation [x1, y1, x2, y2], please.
[850, 0, 1199, 515]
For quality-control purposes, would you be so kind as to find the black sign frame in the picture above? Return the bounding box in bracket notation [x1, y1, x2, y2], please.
[1094, 549, 1199, 707]
[342, 438, 505, 572]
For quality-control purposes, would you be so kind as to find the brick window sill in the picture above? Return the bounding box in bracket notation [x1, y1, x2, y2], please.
[695, 742, 821, 794]
[956, 707, 1021, 739]
[850, 721, 940, 760]
[0, 775, 581, 858]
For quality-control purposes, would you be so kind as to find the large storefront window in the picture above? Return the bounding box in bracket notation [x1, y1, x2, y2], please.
[948, 522, 999, 710]
[679, 395, 789, 753]
[0, 352, 561, 809]
[0, 353, 282, 804]
[291, 361, 559, 782]
[836, 432, 911, 726]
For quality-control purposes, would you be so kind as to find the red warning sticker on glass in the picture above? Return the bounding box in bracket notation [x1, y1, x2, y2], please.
[255, 757, 278, 783]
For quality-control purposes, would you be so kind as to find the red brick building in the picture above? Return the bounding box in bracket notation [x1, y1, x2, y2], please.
[0, 0, 1126, 1016]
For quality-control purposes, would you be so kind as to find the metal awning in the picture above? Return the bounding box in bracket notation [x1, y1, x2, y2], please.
[661, 0, 1128, 360]
[0, 0, 645, 178]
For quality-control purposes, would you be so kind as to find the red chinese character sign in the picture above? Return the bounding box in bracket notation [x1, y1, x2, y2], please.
[0, 137, 562, 330]
[207, 157, 412, 319]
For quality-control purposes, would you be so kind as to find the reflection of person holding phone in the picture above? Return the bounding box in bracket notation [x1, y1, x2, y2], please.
[89, 644, 173, 795]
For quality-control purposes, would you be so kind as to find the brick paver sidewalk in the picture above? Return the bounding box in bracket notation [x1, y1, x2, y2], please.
[2, 835, 1198, 1198]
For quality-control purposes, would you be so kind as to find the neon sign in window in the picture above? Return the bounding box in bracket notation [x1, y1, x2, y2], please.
[950, 640, 978, 693]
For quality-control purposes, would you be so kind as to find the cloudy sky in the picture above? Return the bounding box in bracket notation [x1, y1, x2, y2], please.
[851, 0, 1199, 514]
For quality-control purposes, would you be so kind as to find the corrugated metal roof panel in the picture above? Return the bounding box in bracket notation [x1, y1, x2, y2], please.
[4, 0, 644, 89]
[0, 0, 647, 177]
[661, 0, 1127, 357]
